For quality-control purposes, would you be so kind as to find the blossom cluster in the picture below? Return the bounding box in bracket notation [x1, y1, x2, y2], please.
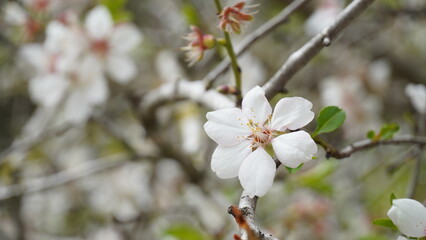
[181, 1, 255, 66]
[19, 5, 142, 124]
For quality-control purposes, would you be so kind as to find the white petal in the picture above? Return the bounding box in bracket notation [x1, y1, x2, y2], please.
[397, 236, 408, 240]
[387, 198, 426, 238]
[109, 24, 143, 54]
[62, 90, 92, 124]
[85, 5, 113, 40]
[272, 130, 317, 168]
[82, 74, 109, 105]
[238, 147, 276, 197]
[106, 55, 137, 83]
[242, 86, 272, 124]
[4, 2, 27, 25]
[77, 54, 103, 81]
[211, 140, 252, 179]
[29, 74, 69, 107]
[20, 44, 48, 74]
[204, 108, 250, 147]
[271, 97, 314, 131]
[405, 84, 426, 114]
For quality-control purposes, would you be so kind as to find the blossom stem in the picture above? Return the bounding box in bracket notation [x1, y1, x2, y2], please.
[213, 0, 243, 105]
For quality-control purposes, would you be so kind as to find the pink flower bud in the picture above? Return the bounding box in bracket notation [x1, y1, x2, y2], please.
[218, 1, 257, 34]
[181, 26, 216, 66]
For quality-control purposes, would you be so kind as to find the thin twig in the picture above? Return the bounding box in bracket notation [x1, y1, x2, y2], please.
[0, 124, 71, 164]
[314, 135, 426, 159]
[213, 0, 243, 104]
[263, 0, 376, 100]
[406, 114, 425, 198]
[205, 0, 309, 89]
[0, 154, 140, 201]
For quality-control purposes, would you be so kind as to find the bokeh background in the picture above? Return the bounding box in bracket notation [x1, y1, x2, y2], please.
[0, 0, 425, 239]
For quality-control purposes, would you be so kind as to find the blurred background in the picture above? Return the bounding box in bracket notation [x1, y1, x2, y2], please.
[0, 0, 425, 239]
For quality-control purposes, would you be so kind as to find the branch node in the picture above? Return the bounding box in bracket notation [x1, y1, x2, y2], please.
[322, 36, 331, 46]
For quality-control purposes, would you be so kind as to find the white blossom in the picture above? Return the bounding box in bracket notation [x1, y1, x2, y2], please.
[305, 0, 343, 36]
[84, 5, 143, 83]
[204, 86, 317, 197]
[387, 198, 426, 238]
[405, 83, 426, 114]
[4, 2, 28, 26]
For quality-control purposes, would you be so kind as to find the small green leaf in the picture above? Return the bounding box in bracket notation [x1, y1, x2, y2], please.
[390, 193, 396, 206]
[379, 123, 399, 140]
[367, 130, 375, 139]
[372, 218, 397, 230]
[313, 106, 346, 136]
[286, 163, 304, 173]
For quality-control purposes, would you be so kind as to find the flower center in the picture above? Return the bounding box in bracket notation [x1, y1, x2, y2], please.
[91, 40, 109, 57]
[246, 119, 272, 148]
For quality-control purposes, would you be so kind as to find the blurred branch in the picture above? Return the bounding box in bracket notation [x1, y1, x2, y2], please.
[263, 0, 376, 100]
[406, 114, 425, 198]
[314, 135, 426, 159]
[0, 154, 144, 201]
[205, 0, 309, 89]
[0, 124, 71, 164]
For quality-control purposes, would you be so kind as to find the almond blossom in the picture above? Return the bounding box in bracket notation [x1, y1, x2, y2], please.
[405, 83, 426, 115]
[387, 198, 426, 238]
[304, 0, 343, 36]
[218, 1, 257, 34]
[20, 20, 84, 109]
[204, 86, 317, 197]
[84, 5, 143, 83]
[181, 26, 215, 66]
[21, 18, 107, 124]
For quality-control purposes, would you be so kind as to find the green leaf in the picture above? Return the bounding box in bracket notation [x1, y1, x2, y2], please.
[357, 234, 389, 240]
[390, 193, 396, 206]
[163, 224, 211, 240]
[372, 218, 397, 230]
[313, 106, 346, 136]
[367, 130, 375, 140]
[181, 3, 200, 26]
[286, 163, 304, 173]
[100, 0, 132, 22]
[378, 123, 399, 140]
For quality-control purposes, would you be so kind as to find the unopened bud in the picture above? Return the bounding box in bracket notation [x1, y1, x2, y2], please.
[216, 85, 239, 95]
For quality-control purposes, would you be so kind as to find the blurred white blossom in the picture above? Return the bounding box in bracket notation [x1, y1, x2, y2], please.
[84, 5, 143, 83]
[4, 2, 28, 26]
[405, 83, 426, 114]
[305, 0, 343, 36]
[204, 86, 317, 197]
[19, 5, 142, 124]
[89, 226, 123, 240]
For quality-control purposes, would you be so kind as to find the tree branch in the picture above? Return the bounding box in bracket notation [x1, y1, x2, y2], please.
[205, 0, 309, 89]
[263, 0, 376, 100]
[228, 195, 278, 240]
[315, 135, 426, 159]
